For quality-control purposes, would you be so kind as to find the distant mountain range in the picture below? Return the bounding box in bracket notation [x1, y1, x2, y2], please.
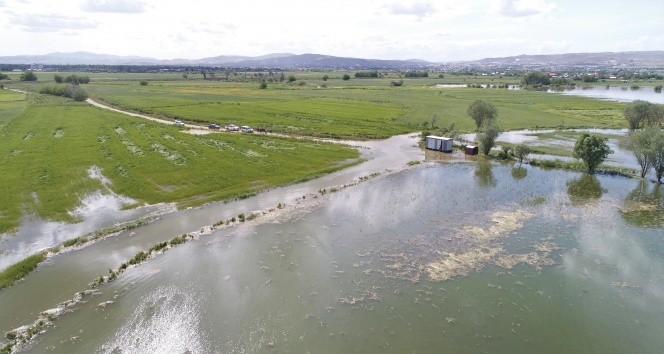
[1, 51, 662, 68]
[0, 52, 432, 68]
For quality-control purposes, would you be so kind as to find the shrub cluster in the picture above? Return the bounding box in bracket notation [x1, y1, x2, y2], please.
[54, 74, 90, 84]
[39, 84, 89, 102]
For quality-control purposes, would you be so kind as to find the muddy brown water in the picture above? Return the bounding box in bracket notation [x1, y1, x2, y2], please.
[1, 134, 663, 353]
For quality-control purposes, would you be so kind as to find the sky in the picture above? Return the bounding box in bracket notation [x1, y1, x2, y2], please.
[1, 0, 663, 62]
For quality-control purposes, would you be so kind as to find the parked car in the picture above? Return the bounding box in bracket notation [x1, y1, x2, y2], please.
[174, 120, 185, 126]
[241, 125, 254, 133]
[208, 123, 221, 129]
[226, 124, 239, 131]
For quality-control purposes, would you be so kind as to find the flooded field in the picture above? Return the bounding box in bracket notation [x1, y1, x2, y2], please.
[5, 157, 662, 353]
[550, 85, 664, 104]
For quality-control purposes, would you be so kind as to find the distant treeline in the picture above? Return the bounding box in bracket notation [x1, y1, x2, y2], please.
[55, 74, 90, 84]
[404, 71, 429, 78]
[355, 71, 379, 78]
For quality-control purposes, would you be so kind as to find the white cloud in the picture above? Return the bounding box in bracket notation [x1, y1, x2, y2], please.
[81, 0, 147, 13]
[382, 1, 436, 19]
[0, 1, 6, 7]
[496, 0, 556, 17]
[11, 13, 97, 32]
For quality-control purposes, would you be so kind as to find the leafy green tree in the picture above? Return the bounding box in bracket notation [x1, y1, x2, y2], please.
[20, 71, 37, 81]
[54, 74, 63, 83]
[572, 133, 613, 173]
[0, 73, 9, 80]
[429, 113, 439, 130]
[514, 144, 531, 164]
[287, 75, 296, 82]
[522, 71, 550, 86]
[342, 74, 350, 81]
[630, 127, 659, 178]
[624, 100, 663, 129]
[467, 100, 497, 130]
[322, 75, 329, 81]
[478, 121, 502, 155]
[259, 81, 267, 89]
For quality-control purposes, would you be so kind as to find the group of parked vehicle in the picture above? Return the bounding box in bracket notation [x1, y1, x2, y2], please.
[174, 120, 255, 133]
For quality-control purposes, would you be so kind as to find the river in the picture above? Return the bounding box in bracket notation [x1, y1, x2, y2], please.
[1, 133, 662, 353]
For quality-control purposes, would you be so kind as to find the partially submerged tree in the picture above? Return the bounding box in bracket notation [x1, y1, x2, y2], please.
[514, 144, 531, 164]
[652, 132, 664, 183]
[477, 121, 502, 155]
[467, 100, 497, 131]
[629, 127, 658, 178]
[572, 133, 613, 173]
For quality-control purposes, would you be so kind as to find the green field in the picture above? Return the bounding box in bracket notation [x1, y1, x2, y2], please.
[85, 79, 628, 134]
[0, 73, 640, 233]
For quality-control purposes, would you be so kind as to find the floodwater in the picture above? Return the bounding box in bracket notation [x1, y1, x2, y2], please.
[459, 128, 649, 178]
[2, 145, 662, 352]
[549, 85, 664, 104]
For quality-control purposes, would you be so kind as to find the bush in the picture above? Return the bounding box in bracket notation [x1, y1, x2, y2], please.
[342, 74, 350, 81]
[54, 74, 63, 83]
[0, 73, 9, 80]
[39, 84, 67, 97]
[19, 71, 37, 81]
[259, 82, 267, 89]
[139, 80, 148, 86]
[72, 88, 88, 102]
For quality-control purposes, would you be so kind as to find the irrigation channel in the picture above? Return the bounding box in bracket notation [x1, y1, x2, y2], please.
[1, 138, 664, 351]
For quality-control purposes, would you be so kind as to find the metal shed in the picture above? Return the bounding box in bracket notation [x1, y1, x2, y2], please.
[425, 136, 453, 152]
[465, 145, 479, 155]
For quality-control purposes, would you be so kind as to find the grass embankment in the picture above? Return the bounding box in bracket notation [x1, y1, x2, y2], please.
[0, 252, 47, 290]
[0, 93, 359, 234]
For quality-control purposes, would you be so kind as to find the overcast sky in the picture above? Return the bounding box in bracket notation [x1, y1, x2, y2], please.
[1, 0, 662, 62]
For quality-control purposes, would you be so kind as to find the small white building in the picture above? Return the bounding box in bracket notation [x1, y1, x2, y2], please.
[425, 136, 453, 152]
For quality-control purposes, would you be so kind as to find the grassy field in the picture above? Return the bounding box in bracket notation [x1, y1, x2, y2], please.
[0, 93, 359, 233]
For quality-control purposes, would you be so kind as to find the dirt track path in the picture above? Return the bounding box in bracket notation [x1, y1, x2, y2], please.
[86, 98, 208, 130]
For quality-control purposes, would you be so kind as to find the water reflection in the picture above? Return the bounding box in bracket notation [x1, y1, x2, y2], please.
[474, 161, 495, 187]
[620, 180, 664, 227]
[566, 174, 604, 205]
[511, 165, 528, 180]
